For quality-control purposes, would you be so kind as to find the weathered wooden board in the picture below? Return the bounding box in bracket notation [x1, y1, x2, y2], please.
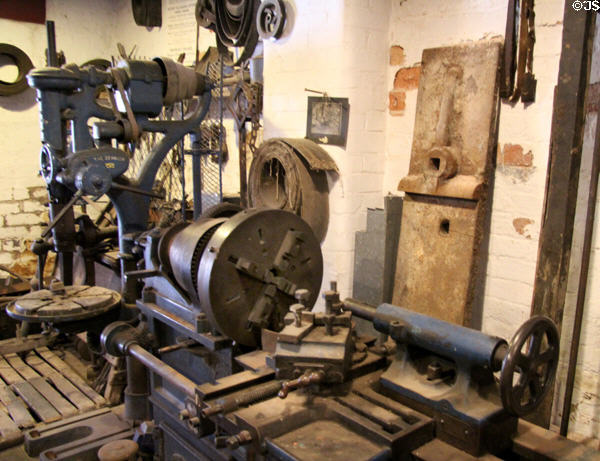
[4, 354, 39, 381]
[28, 376, 77, 418]
[0, 357, 23, 385]
[0, 407, 20, 440]
[0, 381, 34, 428]
[11, 381, 60, 423]
[393, 41, 501, 326]
[36, 348, 105, 407]
[25, 351, 94, 413]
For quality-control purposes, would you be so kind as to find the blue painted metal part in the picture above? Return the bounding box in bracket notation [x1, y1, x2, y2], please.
[375, 303, 506, 370]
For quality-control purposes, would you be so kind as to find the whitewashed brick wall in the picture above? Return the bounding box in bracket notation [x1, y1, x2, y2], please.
[263, 0, 390, 307]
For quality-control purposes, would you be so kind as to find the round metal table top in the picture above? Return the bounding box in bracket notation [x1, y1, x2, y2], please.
[7, 285, 121, 322]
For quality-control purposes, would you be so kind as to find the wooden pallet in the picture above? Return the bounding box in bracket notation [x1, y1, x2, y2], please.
[0, 347, 105, 448]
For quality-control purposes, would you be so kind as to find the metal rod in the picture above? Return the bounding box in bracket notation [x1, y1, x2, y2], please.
[46, 20, 58, 67]
[127, 344, 197, 397]
[110, 182, 164, 199]
[342, 298, 377, 322]
[239, 123, 247, 207]
[42, 189, 82, 238]
[191, 140, 203, 219]
[180, 101, 186, 222]
[157, 339, 197, 355]
[559, 101, 600, 437]
[218, 56, 224, 203]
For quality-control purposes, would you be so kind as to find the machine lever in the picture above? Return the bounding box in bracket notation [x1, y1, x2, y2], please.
[41, 189, 83, 238]
[278, 370, 324, 399]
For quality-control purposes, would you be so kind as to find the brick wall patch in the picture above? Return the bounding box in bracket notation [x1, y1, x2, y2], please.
[499, 143, 533, 167]
[389, 90, 406, 115]
[513, 217, 534, 239]
[393, 65, 421, 91]
[0, 185, 48, 277]
[390, 45, 405, 66]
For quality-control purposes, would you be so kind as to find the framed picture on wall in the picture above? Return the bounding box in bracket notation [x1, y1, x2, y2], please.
[306, 96, 349, 147]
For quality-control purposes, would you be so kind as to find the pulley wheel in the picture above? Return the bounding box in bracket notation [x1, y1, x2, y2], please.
[256, 0, 286, 40]
[0, 43, 34, 96]
[197, 208, 322, 347]
[7, 285, 121, 323]
[500, 316, 559, 417]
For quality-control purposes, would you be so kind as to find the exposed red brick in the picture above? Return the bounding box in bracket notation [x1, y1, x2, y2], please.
[389, 91, 406, 115]
[389, 46, 405, 66]
[587, 81, 600, 114]
[513, 218, 534, 239]
[393, 66, 421, 91]
[502, 143, 533, 167]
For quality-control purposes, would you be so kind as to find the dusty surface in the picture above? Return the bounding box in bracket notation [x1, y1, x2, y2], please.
[393, 40, 501, 326]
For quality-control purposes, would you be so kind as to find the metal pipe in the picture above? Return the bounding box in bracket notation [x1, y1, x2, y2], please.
[343, 297, 377, 322]
[559, 99, 600, 436]
[180, 100, 186, 222]
[46, 21, 58, 67]
[127, 344, 197, 397]
[344, 298, 506, 371]
[124, 355, 149, 421]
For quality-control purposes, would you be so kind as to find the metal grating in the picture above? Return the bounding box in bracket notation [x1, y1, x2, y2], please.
[194, 121, 225, 213]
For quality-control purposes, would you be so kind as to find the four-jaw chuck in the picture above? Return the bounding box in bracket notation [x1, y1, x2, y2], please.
[162, 208, 323, 346]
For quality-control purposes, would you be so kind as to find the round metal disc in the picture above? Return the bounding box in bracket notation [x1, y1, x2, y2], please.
[197, 208, 323, 346]
[7, 285, 121, 323]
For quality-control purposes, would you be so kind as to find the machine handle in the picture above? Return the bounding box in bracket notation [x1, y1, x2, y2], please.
[500, 316, 559, 416]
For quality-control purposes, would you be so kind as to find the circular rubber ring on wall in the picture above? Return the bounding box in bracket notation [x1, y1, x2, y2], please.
[0, 44, 34, 96]
[248, 139, 330, 242]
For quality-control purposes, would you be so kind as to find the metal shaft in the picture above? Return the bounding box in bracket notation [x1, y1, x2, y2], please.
[127, 344, 197, 397]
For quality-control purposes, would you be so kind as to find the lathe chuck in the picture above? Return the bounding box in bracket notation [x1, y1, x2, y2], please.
[166, 209, 323, 346]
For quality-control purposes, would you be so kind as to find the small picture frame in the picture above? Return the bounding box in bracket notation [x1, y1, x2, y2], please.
[306, 96, 349, 147]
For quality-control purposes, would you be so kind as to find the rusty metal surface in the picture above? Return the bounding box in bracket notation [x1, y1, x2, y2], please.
[398, 41, 501, 200]
[393, 41, 501, 327]
[393, 195, 481, 325]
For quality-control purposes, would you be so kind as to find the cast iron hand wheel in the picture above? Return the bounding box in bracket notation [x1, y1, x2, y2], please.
[500, 316, 559, 417]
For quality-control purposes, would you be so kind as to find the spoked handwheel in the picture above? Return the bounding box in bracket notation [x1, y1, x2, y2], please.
[500, 316, 559, 416]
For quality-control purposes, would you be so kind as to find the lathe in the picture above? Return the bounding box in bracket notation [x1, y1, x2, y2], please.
[3, 55, 593, 461]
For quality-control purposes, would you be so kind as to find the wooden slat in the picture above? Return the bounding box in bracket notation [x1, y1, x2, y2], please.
[11, 381, 60, 423]
[0, 407, 20, 439]
[0, 357, 23, 385]
[25, 352, 94, 413]
[4, 354, 39, 381]
[28, 376, 76, 419]
[0, 382, 34, 429]
[36, 348, 105, 407]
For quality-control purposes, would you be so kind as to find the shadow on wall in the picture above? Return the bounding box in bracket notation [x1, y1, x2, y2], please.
[0, 87, 37, 111]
